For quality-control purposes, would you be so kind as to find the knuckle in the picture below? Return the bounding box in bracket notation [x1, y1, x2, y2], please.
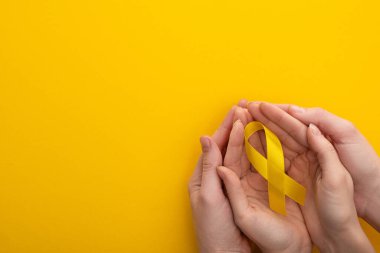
[198, 191, 217, 206]
[187, 175, 201, 197]
[202, 157, 214, 169]
[279, 132, 291, 147]
[324, 174, 345, 191]
[235, 211, 250, 228]
[288, 127, 300, 140]
[313, 107, 327, 117]
[187, 181, 193, 195]
[275, 110, 286, 124]
[340, 119, 357, 134]
[324, 143, 336, 154]
[317, 146, 336, 163]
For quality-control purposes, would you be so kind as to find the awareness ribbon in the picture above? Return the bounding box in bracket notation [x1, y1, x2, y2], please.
[244, 121, 306, 215]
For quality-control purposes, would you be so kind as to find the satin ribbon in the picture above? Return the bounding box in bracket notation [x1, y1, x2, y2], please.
[244, 121, 306, 215]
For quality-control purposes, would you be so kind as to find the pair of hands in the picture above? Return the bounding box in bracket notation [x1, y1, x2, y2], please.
[188, 100, 379, 253]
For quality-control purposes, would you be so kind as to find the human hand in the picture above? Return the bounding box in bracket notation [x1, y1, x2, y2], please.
[246, 102, 374, 252]
[216, 106, 311, 253]
[274, 104, 380, 231]
[188, 106, 251, 253]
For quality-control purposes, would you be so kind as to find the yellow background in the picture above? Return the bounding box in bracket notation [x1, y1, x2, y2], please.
[1, 0, 380, 252]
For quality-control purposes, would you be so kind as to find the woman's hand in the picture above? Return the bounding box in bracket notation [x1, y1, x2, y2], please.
[275, 104, 380, 231]
[246, 102, 374, 252]
[188, 106, 251, 253]
[216, 106, 311, 253]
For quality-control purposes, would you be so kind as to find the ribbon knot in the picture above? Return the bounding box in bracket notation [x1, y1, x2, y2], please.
[244, 121, 306, 215]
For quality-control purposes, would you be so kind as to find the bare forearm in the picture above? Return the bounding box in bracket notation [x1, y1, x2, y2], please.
[364, 200, 380, 231]
[322, 226, 375, 253]
[362, 172, 380, 231]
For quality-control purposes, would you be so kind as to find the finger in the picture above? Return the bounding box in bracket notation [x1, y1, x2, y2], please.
[232, 107, 255, 173]
[273, 103, 293, 112]
[287, 106, 360, 143]
[249, 101, 292, 112]
[237, 99, 253, 120]
[307, 124, 346, 182]
[259, 102, 309, 147]
[224, 120, 245, 176]
[217, 166, 284, 247]
[238, 99, 249, 108]
[233, 106, 249, 125]
[234, 106, 264, 153]
[200, 136, 223, 193]
[190, 106, 238, 195]
[212, 106, 237, 151]
[188, 157, 203, 194]
[217, 166, 250, 221]
[189, 106, 236, 195]
[247, 102, 304, 157]
[244, 107, 253, 122]
[244, 103, 269, 155]
[297, 172, 326, 247]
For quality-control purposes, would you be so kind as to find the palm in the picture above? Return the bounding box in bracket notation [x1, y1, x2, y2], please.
[245, 101, 361, 248]
[274, 104, 380, 218]
[276, 129, 358, 248]
[223, 117, 310, 251]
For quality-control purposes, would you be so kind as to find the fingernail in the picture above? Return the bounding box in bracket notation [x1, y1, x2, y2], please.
[247, 101, 260, 107]
[290, 105, 305, 113]
[238, 99, 248, 107]
[309, 124, 321, 136]
[233, 119, 242, 127]
[217, 166, 226, 176]
[200, 136, 211, 152]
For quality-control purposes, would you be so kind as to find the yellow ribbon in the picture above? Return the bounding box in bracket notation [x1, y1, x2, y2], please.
[244, 121, 306, 215]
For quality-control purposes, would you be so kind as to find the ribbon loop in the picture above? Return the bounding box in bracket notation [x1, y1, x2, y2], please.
[244, 121, 306, 215]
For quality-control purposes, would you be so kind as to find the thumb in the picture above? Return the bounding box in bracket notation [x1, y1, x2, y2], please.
[218, 166, 283, 247]
[307, 124, 346, 183]
[216, 166, 250, 225]
[200, 136, 223, 192]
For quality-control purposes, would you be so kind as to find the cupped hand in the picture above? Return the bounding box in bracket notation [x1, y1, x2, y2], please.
[216, 106, 311, 253]
[274, 103, 380, 231]
[188, 106, 251, 253]
[246, 102, 374, 252]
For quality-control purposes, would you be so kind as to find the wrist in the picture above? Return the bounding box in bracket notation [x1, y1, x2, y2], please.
[206, 250, 251, 253]
[322, 224, 374, 253]
[261, 240, 310, 253]
[201, 244, 251, 253]
[361, 159, 380, 231]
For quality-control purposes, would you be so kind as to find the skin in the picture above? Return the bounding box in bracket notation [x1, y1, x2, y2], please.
[241, 102, 375, 253]
[189, 99, 377, 253]
[218, 107, 311, 253]
[188, 105, 251, 253]
[272, 103, 380, 232]
[188, 102, 311, 253]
